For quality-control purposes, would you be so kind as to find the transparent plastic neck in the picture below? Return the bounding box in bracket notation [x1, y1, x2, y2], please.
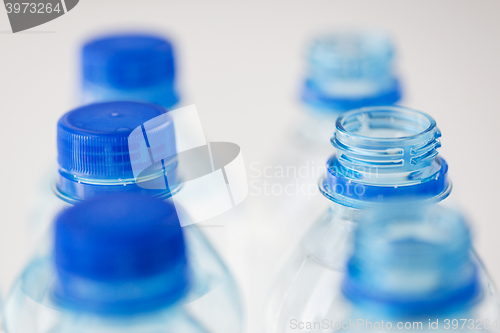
[301, 31, 401, 111]
[81, 79, 179, 109]
[334, 106, 440, 177]
[54, 157, 180, 204]
[321, 106, 451, 208]
[343, 206, 480, 317]
[53, 261, 188, 316]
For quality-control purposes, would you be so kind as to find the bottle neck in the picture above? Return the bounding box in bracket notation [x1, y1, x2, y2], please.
[302, 32, 401, 112]
[343, 206, 480, 317]
[301, 78, 401, 112]
[53, 261, 188, 316]
[320, 107, 451, 208]
[81, 79, 179, 109]
[54, 158, 180, 204]
[344, 264, 479, 319]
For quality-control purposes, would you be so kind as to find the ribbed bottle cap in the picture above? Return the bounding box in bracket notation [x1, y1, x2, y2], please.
[82, 34, 176, 90]
[57, 101, 175, 179]
[53, 193, 188, 314]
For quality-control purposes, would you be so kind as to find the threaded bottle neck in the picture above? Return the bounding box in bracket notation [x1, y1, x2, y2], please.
[301, 31, 401, 111]
[333, 106, 441, 176]
[343, 205, 479, 317]
[321, 106, 451, 207]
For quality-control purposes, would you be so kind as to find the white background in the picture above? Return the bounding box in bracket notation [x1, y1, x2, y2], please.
[0, 0, 499, 327]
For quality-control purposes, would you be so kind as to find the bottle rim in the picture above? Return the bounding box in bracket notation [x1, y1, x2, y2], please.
[335, 105, 437, 142]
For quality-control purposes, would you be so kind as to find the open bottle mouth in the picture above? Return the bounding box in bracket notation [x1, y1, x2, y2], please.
[333, 106, 441, 172]
[321, 106, 451, 208]
[337, 106, 435, 139]
[342, 205, 480, 317]
[308, 30, 394, 79]
[301, 30, 401, 111]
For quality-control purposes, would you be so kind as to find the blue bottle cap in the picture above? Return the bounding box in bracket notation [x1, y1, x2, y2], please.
[56, 101, 178, 203]
[302, 31, 401, 111]
[53, 193, 188, 314]
[83, 34, 175, 89]
[82, 34, 179, 107]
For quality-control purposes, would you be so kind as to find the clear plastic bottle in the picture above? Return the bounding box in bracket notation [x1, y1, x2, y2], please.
[254, 30, 403, 269]
[265, 106, 499, 333]
[296, 30, 401, 147]
[76, 32, 241, 265]
[5, 193, 241, 333]
[283, 205, 498, 333]
[29, 33, 182, 242]
[245, 32, 403, 332]
[24, 101, 242, 333]
[80, 33, 180, 109]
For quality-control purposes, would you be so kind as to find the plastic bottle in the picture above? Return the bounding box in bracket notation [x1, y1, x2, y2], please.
[246, 34, 403, 331]
[25, 101, 242, 332]
[254, 30, 403, 268]
[29, 33, 182, 243]
[77, 32, 243, 267]
[297, 30, 401, 147]
[80, 33, 179, 108]
[5, 193, 241, 333]
[284, 205, 498, 333]
[265, 106, 499, 333]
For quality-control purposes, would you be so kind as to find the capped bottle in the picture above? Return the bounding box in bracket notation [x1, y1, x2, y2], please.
[27, 101, 242, 332]
[253, 30, 403, 268]
[81, 33, 180, 108]
[265, 106, 499, 333]
[6, 193, 242, 333]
